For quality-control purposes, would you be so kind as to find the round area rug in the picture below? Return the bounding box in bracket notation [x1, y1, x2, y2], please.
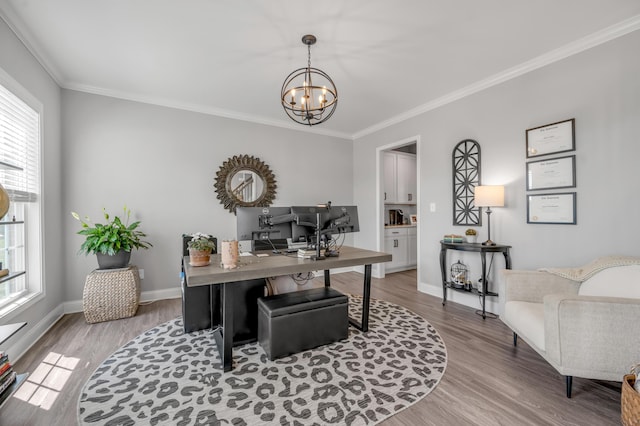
[78, 296, 447, 425]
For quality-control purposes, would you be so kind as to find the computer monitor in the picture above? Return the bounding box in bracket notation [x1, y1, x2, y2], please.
[290, 205, 359, 243]
[236, 207, 293, 250]
[323, 205, 360, 236]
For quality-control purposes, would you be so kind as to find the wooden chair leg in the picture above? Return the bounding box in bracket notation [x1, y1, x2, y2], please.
[566, 376, 573, 398]
[513, 332, 518, 346]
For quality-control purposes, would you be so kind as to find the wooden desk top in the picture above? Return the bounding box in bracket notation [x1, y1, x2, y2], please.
[184, 245, 392, 287]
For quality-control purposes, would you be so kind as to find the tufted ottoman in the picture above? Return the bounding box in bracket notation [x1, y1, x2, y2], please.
[257, 287, 348, 360]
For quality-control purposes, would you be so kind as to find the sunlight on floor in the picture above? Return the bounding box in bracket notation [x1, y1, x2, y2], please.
[13, 352, 80, 410]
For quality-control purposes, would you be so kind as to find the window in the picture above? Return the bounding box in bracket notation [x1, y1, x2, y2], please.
[0, 71, 42, 315]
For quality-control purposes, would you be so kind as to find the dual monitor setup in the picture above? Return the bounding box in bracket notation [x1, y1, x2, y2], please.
[236, 204, 359, 260]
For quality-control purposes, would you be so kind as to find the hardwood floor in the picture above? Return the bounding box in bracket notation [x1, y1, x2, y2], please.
[0, 270, 621, 425]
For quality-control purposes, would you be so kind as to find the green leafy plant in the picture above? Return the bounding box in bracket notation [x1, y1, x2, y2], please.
[71, 206, 152, 255]
[187, 232, 216, 252]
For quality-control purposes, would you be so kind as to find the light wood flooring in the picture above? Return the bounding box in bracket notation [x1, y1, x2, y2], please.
[0, 270, 621, 425]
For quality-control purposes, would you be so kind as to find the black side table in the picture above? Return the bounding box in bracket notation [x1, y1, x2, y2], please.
[439, 241, 512, 318]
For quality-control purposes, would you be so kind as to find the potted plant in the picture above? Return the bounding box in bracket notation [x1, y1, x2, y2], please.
[465, 228, 478, 243]
[71, 206, 152, 269]
[187, 232, 216, 266]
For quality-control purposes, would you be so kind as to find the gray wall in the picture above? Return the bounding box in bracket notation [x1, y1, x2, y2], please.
[61, 90, 353, 302]
[353, 30, 640, 308]
[0, 18, 63, 340]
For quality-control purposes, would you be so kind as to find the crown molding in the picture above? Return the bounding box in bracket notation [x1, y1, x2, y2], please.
[352, 14, 640, 140]
[0, 5, 65, 86]
[65, 82, 353, 140]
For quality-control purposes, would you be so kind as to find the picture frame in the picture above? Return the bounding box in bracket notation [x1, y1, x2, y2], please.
[526, 155, 576, 191]
[527, 192, 576, 224]
[526, 118, 575, 158]
[410, 214, 417, 225]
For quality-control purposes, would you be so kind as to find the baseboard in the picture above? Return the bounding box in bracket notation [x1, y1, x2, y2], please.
[6, 304, 65, 363]
[418, 281, 500, 315]
[64, 287, 182, 314]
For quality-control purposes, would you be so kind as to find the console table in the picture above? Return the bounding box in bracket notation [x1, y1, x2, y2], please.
[439, 241, 512, 318]
[183, 246, 391, 371]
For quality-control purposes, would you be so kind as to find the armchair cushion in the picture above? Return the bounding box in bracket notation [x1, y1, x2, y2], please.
[578, 265, 640, 299]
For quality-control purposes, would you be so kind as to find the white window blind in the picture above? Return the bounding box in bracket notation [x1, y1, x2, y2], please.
[0, 83, 40, 202]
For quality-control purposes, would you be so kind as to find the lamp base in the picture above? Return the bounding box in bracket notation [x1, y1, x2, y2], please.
[482, 239, 497, 246]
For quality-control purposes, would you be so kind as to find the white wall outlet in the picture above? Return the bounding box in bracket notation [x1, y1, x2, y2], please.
[139, 269, 144, 279]
[430, 202, 436, 212]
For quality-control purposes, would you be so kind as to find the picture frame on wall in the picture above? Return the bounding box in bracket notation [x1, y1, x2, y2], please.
[527, 192, 576, 224]
[526, 155, 576, 191]
[526, 118, 575, 158]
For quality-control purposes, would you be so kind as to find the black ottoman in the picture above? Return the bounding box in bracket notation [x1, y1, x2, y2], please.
[257, 287, 349, 360]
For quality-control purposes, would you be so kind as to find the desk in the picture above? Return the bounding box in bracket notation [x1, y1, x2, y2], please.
[439, 241, 512, 318]
[183, 246, 391, 371]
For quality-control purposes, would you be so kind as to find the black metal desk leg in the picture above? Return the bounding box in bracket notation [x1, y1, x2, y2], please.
[213, 282, 234, 372]
[361, 264, 372, 332]
[324, 269, 331, 287]
[503, 249, 512, 270]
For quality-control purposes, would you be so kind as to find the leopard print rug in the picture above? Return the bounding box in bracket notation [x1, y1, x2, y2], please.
[78, 296, 447, 425]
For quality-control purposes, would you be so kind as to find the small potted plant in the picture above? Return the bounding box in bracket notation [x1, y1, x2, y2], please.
[187, 232, 216, 266]
[71, 206, 152, 269]
[465, 228, 478, 243]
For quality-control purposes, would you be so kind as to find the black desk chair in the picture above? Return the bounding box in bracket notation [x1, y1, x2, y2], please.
[180, 235, 266, 345]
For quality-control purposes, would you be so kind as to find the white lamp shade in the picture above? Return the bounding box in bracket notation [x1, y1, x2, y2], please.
[474, 185, 504, 207]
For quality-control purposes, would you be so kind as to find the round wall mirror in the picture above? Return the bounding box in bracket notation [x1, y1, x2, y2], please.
[214, 154, 277, 214]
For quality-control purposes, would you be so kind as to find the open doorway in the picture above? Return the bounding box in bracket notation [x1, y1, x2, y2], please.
[377, 136, 420, 287]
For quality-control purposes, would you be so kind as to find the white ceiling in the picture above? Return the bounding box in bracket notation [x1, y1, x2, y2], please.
[1, 1, 640, 139]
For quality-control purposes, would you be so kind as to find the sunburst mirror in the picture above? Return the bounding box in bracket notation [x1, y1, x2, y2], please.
[214, 154, 277, 214]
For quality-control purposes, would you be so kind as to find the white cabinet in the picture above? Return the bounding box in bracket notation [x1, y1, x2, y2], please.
[383, 152, 397, 203]
[384, 226, 417, 273]
[383, 152, 416, 204]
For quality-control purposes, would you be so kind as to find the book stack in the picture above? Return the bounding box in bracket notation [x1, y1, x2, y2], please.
[443, 234, 464, 243]
[297, 248, 326, 259]
[0, 351, 16, 398]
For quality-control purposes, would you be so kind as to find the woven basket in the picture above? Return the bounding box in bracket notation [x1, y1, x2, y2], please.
[83, 265, 140, 324]
[622, 373, 640, 426]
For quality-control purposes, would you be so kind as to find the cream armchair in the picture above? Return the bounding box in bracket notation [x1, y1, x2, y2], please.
[499, 261, 640, 398]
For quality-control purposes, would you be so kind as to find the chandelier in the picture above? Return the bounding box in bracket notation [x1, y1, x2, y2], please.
[281, 35, 338, 126]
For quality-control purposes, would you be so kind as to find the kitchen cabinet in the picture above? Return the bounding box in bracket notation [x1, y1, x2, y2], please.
[383, 152, 416, 204]
[384, 226, 417, 273]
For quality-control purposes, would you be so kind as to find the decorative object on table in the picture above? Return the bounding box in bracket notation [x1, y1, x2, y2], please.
[281, 34, 338, 126]
[473, 185, 504, 246]
[526, 118, 575, 158]
[410, 214, 417, 225]
[465, 228, 477, 243]
[214, 154, 277, 214]
[443, 234, 464, 243]
[220, 240, 239, 269]
[450, 260, 468, 289]
[452, 139, 481, 226]
[186, 232, 216, 267]
[78, 296, 447, 426]
[83, 266, 140, 323]
[71, 206, 152, 269]
[527, 192, 577, 225]
[0, 182, 9, 219]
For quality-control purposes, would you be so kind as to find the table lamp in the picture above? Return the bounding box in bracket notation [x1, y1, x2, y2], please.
[474, 185, 504, 246]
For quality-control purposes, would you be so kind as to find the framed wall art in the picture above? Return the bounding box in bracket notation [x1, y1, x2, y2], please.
[526, 118, 575, 158]
[526, 155, 576, 191]
[527, 192, 576, 224]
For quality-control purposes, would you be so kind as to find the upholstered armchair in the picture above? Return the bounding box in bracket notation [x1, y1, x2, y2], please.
[499, 258, 640, 398]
